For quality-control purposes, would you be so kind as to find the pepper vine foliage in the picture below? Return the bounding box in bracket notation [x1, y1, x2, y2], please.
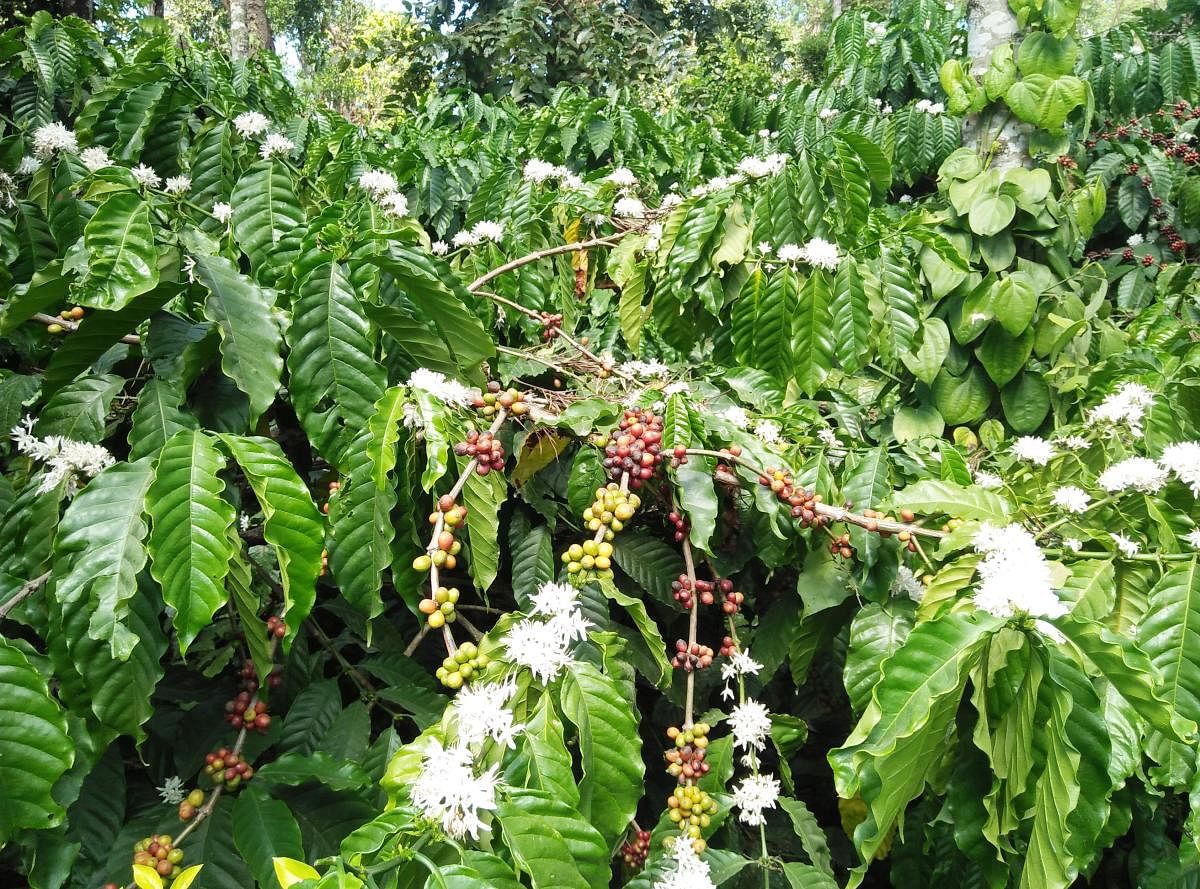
[2, 2, 1200, 889]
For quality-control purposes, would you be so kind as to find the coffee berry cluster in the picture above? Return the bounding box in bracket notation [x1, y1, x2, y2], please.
[436, 641, 493, 689]
[619, 828, 652, 872]
[177, 788, 205, 821]
[670, 574, 712, 609]
[665, 723, 711, 784]
[601, 409, 664, 488]
[454, 430, 505, 475]
[539, 311, 563, 341]
[132, 835, 183, 877]
[667, 509, 689, 542]
[583, 483, 640, 535]
[204, 747, 254, 789]
[225, 691, 270, 732]
[418, 586, 460, 628]
[666, 784, 719, 851]
[561, 539, 615, 579]
[861, 507, 921, 553]
[413, 496, 467, 573]
[265, 614, 286, 639]
[472, 381, 530, 417]
[759, 467, 829, 529]
[672, 639, 714, 672]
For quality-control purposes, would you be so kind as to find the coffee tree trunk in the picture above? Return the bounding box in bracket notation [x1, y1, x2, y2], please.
[229, 0, 270, 59]
[963, 0, 1028, 169]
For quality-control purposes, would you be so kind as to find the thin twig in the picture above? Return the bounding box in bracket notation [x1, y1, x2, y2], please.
[693, 450, 945, 540]
[680, 524, 699, 729]
[0, 571, 50, 620]
[465, 234, 629, 293]
[31, 312, 142, 345]
[404, 625, 430, 656]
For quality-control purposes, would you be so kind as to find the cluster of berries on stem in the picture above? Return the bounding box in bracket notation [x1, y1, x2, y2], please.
[601, 410, 664, 488]
[472, 381, 530, 417]
[176, 788, 205, 821]
[619, 828, 651, 872]
[203, 747, 254, 789]
[412, 495, 467, 573]
[436, 641, 494, 689]
[418, 585, 460, 629]
[760, 466, 829, 529]
[665, 723, 711, 784]
[672, 639, 715, 672]
[225, 659, 276, 732]
[132, 835, 184, 877]
[454, 430, 506, 474]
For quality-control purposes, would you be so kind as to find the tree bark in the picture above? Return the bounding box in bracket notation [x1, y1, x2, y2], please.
[229, 0, 249, 60]
[963, 0, 1028, 169]
[245, 0, 273, 54]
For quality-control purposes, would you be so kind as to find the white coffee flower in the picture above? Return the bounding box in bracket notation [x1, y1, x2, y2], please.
[755, 418, 781, 444]
[1127, 233, 1144, 247]
[451, 679, 523, 749]
[157, 776, 186, 805]
[621, 359, 671, 379]
[16, 156, 41, 175]
[732, 773, 780, 826]
[736, 155, 784, 179]
[663, 381, 689, 397]
[1110, 532, 1140, 557]
[801, 237, 840, 271]
[605, 167, 638, 187]
[529, 581, 581, 620]
[898, 194, 913, 203]
[1089, 382, 1154, 435]
[614, 196, 646, 218]
[522, 158, 559, 182]
[164, 175, 191, 195]
[212, 202, 234, 224]
[654, 839, 715, 889]
[233, 111, 270, 138]
[757, 241, 772, 254]
[891, 565, 925, 602]
[452, 229, 480, 247]
[817, 427, 838, 447]
[1184, 529, 1200, 548]
[79, 146, 112, 171]
[471, 220, 504, 243]
[259, 133, 295, 159]
[379, 191, 408, 218]
[358, 168, 398, 195]
[818, 108, 838, 121]
[720, 405, 750, 427]
[131, 164, 161, 188]
[1160, 441, 1200, 496]
[1011, 436, 1055, 466]
[11, 416, 115, 496]
[501, 615, 579, 685]
[1052, 486, 1091, 514]
[972, 523, 1065, 620]
[33, 122, 78, 158]
[1097, 457, 1168, 494]
[431, 240, 449, 255]
[407, 368, 477, 407]
[974, 470, 1002, 489]
[729, 699, 771, 757]
[1063, 537, 1082, 552]
[776, 243, 805, 263]
[1058, 435, 1089, 450]
[239, 513, 251, 532]
[411, 740, 499, 840]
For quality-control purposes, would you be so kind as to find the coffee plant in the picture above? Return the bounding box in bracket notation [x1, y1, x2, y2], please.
[2, 2, 1200, 888]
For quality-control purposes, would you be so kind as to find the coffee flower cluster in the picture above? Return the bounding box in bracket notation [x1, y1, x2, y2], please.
[11, 416, 114, 495]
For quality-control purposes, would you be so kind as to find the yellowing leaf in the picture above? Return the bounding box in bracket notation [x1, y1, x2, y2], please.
[169, 864, 204, 889]
[131, 864, 163, 889]
[273, 857, 320, 888]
